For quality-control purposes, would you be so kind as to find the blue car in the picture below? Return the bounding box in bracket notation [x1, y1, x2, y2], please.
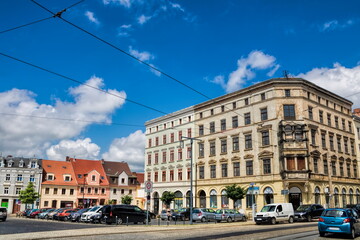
[318, 208, 360, 238]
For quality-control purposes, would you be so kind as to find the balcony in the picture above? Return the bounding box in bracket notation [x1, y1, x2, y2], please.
[281, 170, 310, 180]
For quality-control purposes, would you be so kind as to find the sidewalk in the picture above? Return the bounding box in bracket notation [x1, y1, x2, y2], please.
[3, 218, 255, 240]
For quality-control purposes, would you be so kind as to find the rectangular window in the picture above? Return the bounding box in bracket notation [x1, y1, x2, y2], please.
[221, 163, 228, 177]
[113, 189, 117, 194]
[199, 166, 204, 179]
[92, 175, 96, 181]
[155, 137, 159, 146]
[233, 102, 236, 109]
[5, 174, 10, 181]
[199, 125, 204, 136]
[62, 189, 66, 195]
[311, 129, 316, 145]
[16, 187, 21, 195]
[210, 122, 215, 133]
[163, 135, 167, 144]
[170, 133, 174, 143]
[155, 153, 159, 164]
[260, 108, 268, 121]
[4, 187, 9, 194]
[221, 105, 225, 112]
[210, 109, 214, 115]
[187, 147, 191, 159]
[342, 119, 346, 130]
[232, 116, 238, 128]
[210, 165, 216, 178]
[178, 149, 182, 160]
[199, 143, 204, 157]
[347, 163, 351, 177]
[337, 137, 342, 152]
[245, 134, 252, 149]
[187, 128, 192, 138]
[283, 105, 295, 120]
[332, 161, 336, 176]
[263, 159, 271, 174]
[313, 158, 318, 173]
[262, 131, 270, 146]
[154, 172, 158, 182]
[329, 135, 334, 151]
[45, 188, 50, 194]
[30, 175, 35, 182]
[17, 174, 23, 182]
[349, 121, 352, 133]
[221, 139, 227, 153]
[335, 117, 339, 128]
[344, 138, 349, 154]
[308, 106, 313, 120]
[351, 141, 355, 155]
[285, 89, 291, 97]
[221, 119, 226, 131]
[233, 162, 240, 176]
[170, 170, 174, 182]
[244, 98, 249, 105]
[178, 131, 182, 141]
[54, 188, 58, 194]
[148, 139, 152, 148]
[287, 157, 295, 170]
[162, 151, 167, 163]
[324, 160, 329, 175]
[246, 161, 253, 175]
[297, 157, 305, 170]
[210, 141, 216, 156]
[178, 169, 182, 181]
[170, 150, 174, 162]
[187, 168, 191, 180]
[64, 176, 70, 182]
[147, 154, 151, 165]
[232, 136, 239, 151]
[327, 114, 331, 126]
[244, 113, 251, 125]
[44, 201, 48, 207]
[162, 171, 166, 182]
[261, 93, 266, 100]
[87, 188, 91, 194]
[321, 133, 326, 148]
[340, 162, 344, 176]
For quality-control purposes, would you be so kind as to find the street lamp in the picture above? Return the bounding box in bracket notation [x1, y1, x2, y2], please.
[180, 136, 201, 225]
[82, 174, 87, 208]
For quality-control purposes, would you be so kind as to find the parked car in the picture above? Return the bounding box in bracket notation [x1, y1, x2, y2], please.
[71, 208, 90, 222]
[27, 209, 39, 218]
[39, 208, 55, 219]
[295, 204, 324, 222]
[29, 208, 51, 218]
[215, 209, 246, 223]
[318, 208, 360, 238]
[192, 208, 216, 222]
[255, 203, 294, 225]
[81, 206, 103, 223]
[160, 209, 174, 220]
[346, 204, 360, 215]
[172, 208, 191, 221]
[57, 209, 78, 221]
[101, 204, 149, 225]
[48, 208, 64, 220]
[0, 207, 7, 221]
[144, 210, 156, 219]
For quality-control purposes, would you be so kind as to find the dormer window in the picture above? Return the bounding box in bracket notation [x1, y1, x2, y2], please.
[19, 160, 24, 167]
[30, 162, 36, 168]
[8, 161, 13, 167]
[64, 175, 71, 182]
[92, 175, 96, 181]
[47, 174, 54, 181]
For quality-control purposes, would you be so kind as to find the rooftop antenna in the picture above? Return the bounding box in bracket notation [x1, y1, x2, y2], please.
[283, 70, 290, 79]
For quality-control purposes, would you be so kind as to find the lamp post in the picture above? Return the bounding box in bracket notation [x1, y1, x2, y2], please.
[180, 136, 201, 225]
[82, 174, 87, 208]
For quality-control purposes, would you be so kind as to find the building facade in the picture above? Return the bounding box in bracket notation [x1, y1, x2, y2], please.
[145, 78, 360, 216]
[0, 156, 42, 213]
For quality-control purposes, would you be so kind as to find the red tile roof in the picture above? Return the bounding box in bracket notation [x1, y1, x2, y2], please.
[42, 160, 77, 186]
[67, 158, 109, 186]
[103, 161, 132, 176]
[135, 172, 144, 184]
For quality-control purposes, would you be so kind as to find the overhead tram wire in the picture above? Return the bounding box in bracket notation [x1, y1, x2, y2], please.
[0, 0, 85, 34]
[0, 112, 144, 127]
[30, 0, 211, 100]
[0, 52, 167, 115]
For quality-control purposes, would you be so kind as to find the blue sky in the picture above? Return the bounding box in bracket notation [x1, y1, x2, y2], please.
[1, 0, 360, 171]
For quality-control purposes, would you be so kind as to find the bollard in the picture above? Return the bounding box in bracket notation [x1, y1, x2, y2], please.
[126, 216, 129, 226]
[116, 216, 118, 225]
[158, 218, 160, 226]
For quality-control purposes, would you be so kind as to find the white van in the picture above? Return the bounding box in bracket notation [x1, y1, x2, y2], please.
[255, 203, 294, 225]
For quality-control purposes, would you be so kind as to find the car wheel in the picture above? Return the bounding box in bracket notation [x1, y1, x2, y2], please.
[181, 216, 185, 221]
[116, 217, 123, 225]
[319, 232, 325, 237]
[100, 217, 106, 224]
[217, 220, 221, 223]
[350, 227, 356, 239]
[288, 216, 294, 223]
[242, 216, 247, 222]
[227, 217, 232, 223]
[35, 215, 39, 219]
[271, 218, 276, 225]
[307, 215, 312, 222]
[255, 222, 261, 225]
[201, 217, 206, 223]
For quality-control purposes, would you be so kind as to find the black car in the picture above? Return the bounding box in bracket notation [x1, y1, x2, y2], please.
[346, 204, 360, 215]
[0, 207, 7, 221]
[172, 208, 190, 221]
[295, 204, 324, 221]
[101, 204, 149, 225]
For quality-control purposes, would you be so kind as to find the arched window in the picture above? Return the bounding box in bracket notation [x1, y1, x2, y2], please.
[334, 188, 339, 207]
[264, 187, 274, 204]
[199, 190, 206, 208]
[153, 192, 160, 214]
[356, 189, 360, 204]
[325, 187, 330, 208]
[349, 189, 354, 205]
[314, 187, 321, 204]
[342, 188, 347, 207]
[174, 191, 183, 209]
[186, 191, 191, 208]
[210, 190, 217, 208]
[221, 190, 229, 208]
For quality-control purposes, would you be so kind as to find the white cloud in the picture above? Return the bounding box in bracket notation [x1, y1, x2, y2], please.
[103, 0, 132, 8]
[297, 63, 360, 107]
[0, 76, 126, 158]
[102, 130, 145, 172]
[138, 15, 152, 25]
[118, 24, 132, 37]
[129, 46, 154, 62]
[320, 19, 355, 32]
[85, 11, 100, 25]
[170, 2, 184, 12]
[212, 50, 280, 93]
[46, 138, 100, 160]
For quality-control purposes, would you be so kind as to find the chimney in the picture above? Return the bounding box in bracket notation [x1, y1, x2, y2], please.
[66, 156, 70, 162]
[353, 108, 360, 117]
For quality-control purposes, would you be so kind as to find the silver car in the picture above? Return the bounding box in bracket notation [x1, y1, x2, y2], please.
[192, 208, 216, 222]
[215, 209, 246, 223]
[160, 209, 174, 220]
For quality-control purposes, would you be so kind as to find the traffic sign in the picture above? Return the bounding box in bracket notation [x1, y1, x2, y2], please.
[145, 180, 153, 193]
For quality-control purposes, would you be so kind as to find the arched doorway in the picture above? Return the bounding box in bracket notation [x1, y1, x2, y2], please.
[153, 192, 159, 214]
[314, 186, 321, 204]
[210, 189, 218, 208]
[221, 190, 229, 208]
[174, 191, 183, 209]
[264, 187, 274, 204]
[289, 186, 302, 210]
[334, 188, 339, 207]
[199, 190, 206, 208]
[186, 191, 191, 208]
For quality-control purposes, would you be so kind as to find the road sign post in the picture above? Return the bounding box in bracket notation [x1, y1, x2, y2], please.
[144, 181, 153, 225]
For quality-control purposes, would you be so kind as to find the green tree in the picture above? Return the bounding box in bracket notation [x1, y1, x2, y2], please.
[160, 191, 175, 208]
[19, 182, 40, 209]
[121, 195, 133, 204]
[224, 184, 247, 208]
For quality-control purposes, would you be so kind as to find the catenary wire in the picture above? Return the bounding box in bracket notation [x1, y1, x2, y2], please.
[0, 112, 144, 127]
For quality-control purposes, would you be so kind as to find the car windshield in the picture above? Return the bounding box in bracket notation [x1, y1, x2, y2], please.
[323, 210, 347, 217]
[89, 206, 101, 212]
[193, 209, 200, 213]
[260, 206, 276, 212]
[296, 205, 311, 211]
[215, 210, 223, 214]
[0, 208, 6, 212]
